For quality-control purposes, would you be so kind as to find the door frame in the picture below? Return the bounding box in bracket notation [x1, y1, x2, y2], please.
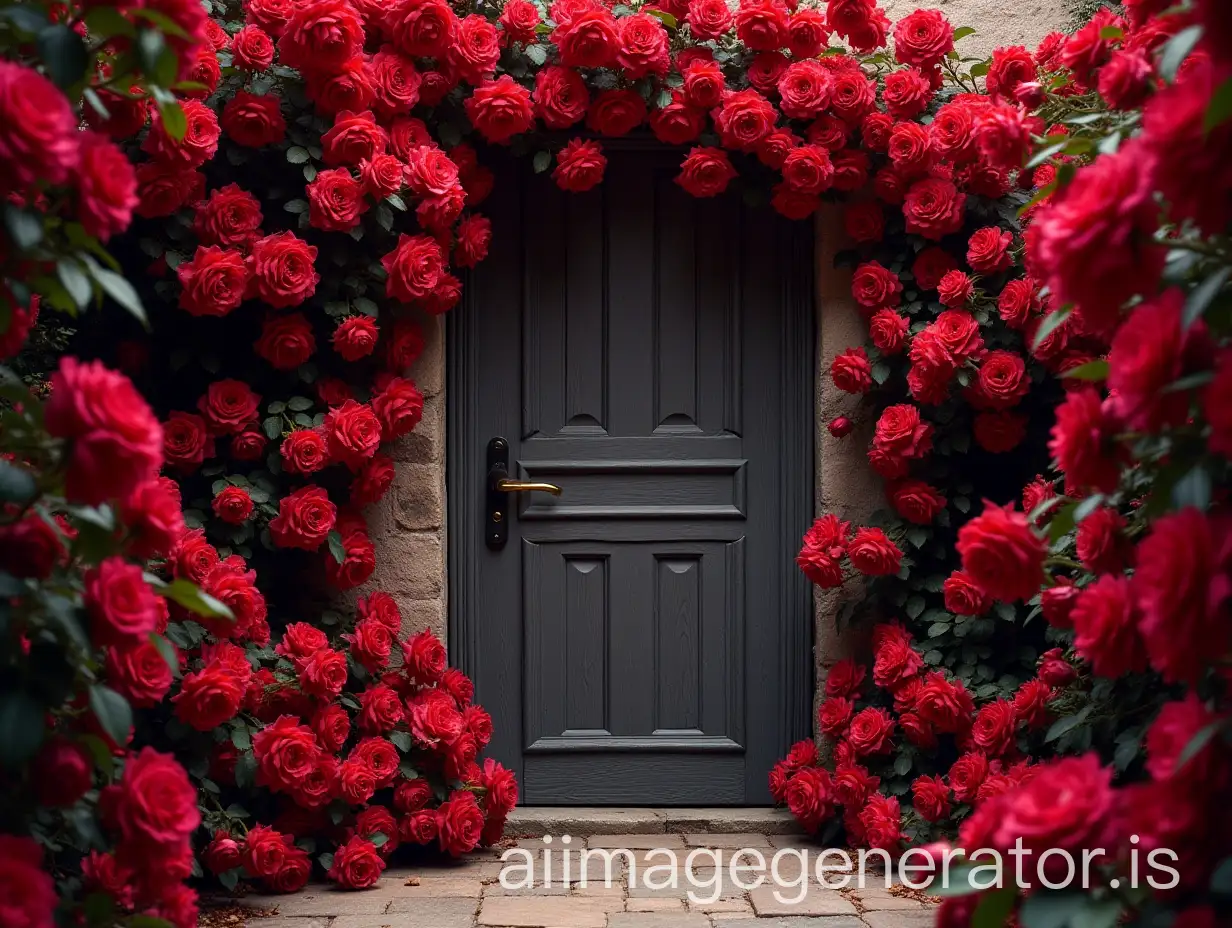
[445, 152, 816, 803]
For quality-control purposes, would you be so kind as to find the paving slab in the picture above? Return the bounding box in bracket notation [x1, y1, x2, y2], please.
[848, 887, 928, 911]
[238, 891, 389, 917]
[683, 833, 772, 848]
[750, 886, 861, 917]
[504, 808, 666, 837]
[663, 808, 804, 834]
[689, 897, 754, 915]
[383, 876, 486, 899]
[628, 897, 688, 912]
[332, 899, 477, 928]
[242, 919, 332, 928]
[477, 894, 622, 927]
[862, 910, 939, 928]
[607, 913, 712, 927]
[713, 919, 867, 928]
[588, 834, 686, 850]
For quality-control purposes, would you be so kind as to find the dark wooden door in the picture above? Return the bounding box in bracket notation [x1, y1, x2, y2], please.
[448, 144, 814, 805]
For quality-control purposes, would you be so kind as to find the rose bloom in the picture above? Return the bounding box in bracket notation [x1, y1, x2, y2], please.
[902, 177, 966, 240]
[255, 312, 316, 371]
[687, 0, 732, 39]
[971, 698, 1016, 756]
[847, 706, 895, 756]
[675, 146, 737, 198]
[269, 485, 337, 550]
[332, 315, 379, 362]
[818, 696, 854, 737]
[371, 377, 424, 439]
[246, 232, 319, 308]
[437, 790, 485, 856]
[1071, 574, 1148, 678]
[106, 640, 174, 708]
[213, 486, 254, 525]
[1013, 678, 1053, 731]
[967, 226, 1013, 273]
[135, 162, 204, 218]
[1048, 387, 1123, 495]
[851, 260, 902, 309]
[382, 233, 445, 303]
[465, 75, 534, 143]
[174, 662, 245, 730]
[1076, 507, 1131, 575]
[329, 836, 385, 890]
[993, 753, 1115, 855]
[912, 774, 951, 822]
[830, 346, 872, 394]
[193, 183, 263, 248]
[552, 138, 606, 193]
[893, 8, 953, 68]
[278, 0, 364, 70]
[887, 479, 945, 525]
[306, 167, 366, 232]
[533, 65, 589, 130]
[936, 270, 973, 309]
[221, 91, 286, 148]
[911, 246, 957, 290]
[797, 513, 851, 589]
[872, 633, 923, 690]
[956, 502, 1045, 603]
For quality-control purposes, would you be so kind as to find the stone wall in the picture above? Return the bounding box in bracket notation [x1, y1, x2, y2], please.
[882, 0, 1068, 59]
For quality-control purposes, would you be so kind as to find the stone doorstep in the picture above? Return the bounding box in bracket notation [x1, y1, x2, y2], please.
[503, 807, 803, 838]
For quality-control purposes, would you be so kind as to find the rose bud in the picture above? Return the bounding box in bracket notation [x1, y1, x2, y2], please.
[1014, 82, 1045, 109]
[828, 416, 854, 438]
[204, 830, 243, 874]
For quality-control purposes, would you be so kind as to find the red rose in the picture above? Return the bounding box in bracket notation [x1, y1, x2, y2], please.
[967, 226, 1013, 273]
[451, 14, 501, 83]
[323, 400, 381, 470]
[120, 477, 184, 559]
[682, 59, 726, 109]
[280, 428, 329, 474]
[818, 696, 854, 737]
[135, 162, 204, 218]
[998, 278, 1038, 328]
[883, 67, 933, 118]
[556, 9, 618, 68]
[887, 121, 932, 175]
[908, 338, 952, 401]
[869, 309, 909, 355]
[383, 319, 426, 371]
[252, 716, 321, 795]
[306, 167, 366, 232]
[781, 145, 834, 196]
[971, 699, 1017, 756]
[205, 831, 243, 875]
[255, 312, 316, 370]
[747, 51, 788, 94]
[202, 561, 266, 639]
[829, 346, 872, 394]
[405, 147, 459, 197]
[1012, 678, 1053, 730]
[305, 57, 376, 114]
[943, 571, 988, 616]
[45, 358, 163, 504]
[1135, 509, 1231, 684]
[359, 153, 405, 201]
[617, 12, 669, 77]
[887, 479, 945, 525]
[395, 777, 434, 813]
[198, 379, 260, 435]
[1040, 579, 1079, 628]
[911, 775, 951, 822]
[348, 618, 395, 672]
[893, 9, 953, 68]
[796, 513, 850, 589]
[785, 767, 834, 831]
[947, 752, 988, 803]
[1048, 388, 1123, 494]
[325, 525, 376, 590]
[844, 199, 886, 244]
[1030, 146, 1162, 335]
[371, 377, 424, 439]
[0, 835, 58, 928]
[193, 184, 262, 248]
[170, 528, 219, 583]
[454, 214, 492, 268]
[1039, 647, 1077, 687]
[971, 350, 1028, 411]
[319, 110, 386, 169]
[872, 634, 923, 689]
[847, 707, 895, 757]
[1146, 695, 1229, 784]
[0, 61, 81, 190]
[929, 99, 979, 163]
[75, 132, 137, 242]
[174, 662, 245, 730]
[403, 628, 447, 683]
[437, 791, 484, 856]
[212, 486, 254, 525]
[830, 148, 870, 193]
[994, 754, 1114, 854]
[333, 316, 379, 362]
[329, 836, 385, 890]
[402, 810, 439, 844]
[112, 747, 200, 853]
[869, 403, 932, 478]
[278, 0, 364, 69]
[247, 232, 319, 308]
[734, 0, 787, 50]
[830, 67, 877, 123]
[106, 640, 174, 707]
[221, 91, 286, 148]
[586, 89, 646, 137]
[675, 146, 737, 198]
[714, 89, 775, 150]
[176, 246, 249, 318]
[85, 86, 150, 139]
[233, 25, 275, 70]
[310, 703, 351, 753]
[936, 270, 973, 309]
[957, 502, 1045, 602]
[85, 557, 161, 648]
[382, 233, 445, 303]
[686, 0, 732, 39]
[903, 177, 966, 240]
[269, 485, 337, 550]
[387, 0, 457, 56]
[32, 737, 92, 807]
[649, 93, 705, 146]
[986, 44, 1036, 100]
[553, 138, 606, 192]
[910, 246, 956, 291]
[787, 7, 828, 56]
[465, 75, 534, 143]
[337, 756, 376, 806]
[500, 0, 539, 41]
[851, 261, 902, 309]
[1076, 507, 1131, 575]
[533, 66, 589, 129]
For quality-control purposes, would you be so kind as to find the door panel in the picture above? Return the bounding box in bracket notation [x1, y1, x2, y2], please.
[449, 143, 814, 805]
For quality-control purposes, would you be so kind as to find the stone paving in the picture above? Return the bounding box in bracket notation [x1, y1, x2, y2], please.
[235, 822, 940, 928]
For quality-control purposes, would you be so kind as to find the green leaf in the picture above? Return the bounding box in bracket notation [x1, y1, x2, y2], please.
[1172, 464, 1212, 511]
[525, 43, 547, 65]
[135, 28, 177, 86]
[1073, 493, 1104, 525]
[953, 26, 976, 41]
[1210, 857, 1232, 895]
[88, 263, 148, 326]
[38, 25, 90, 90]
[1032, 305, 1072, 350]
[262, 415, 283, 440]
[1206, 76, 1232, 133]
[532, 151, 551, 174]
[1183, 266, 1231, 330]
[1159, 24, 1202, 83]
[973, 886, 1018, 928]
[4, 205, 44, 251]
[287, 396, 313, 411]
[1045, 706, 1091, 742]
[319, 851, 335, 871]
[327, 530, 346, 564]
[89, 684, 132, 747]
[893, 754, 912, 776]
[871, 361, 891, 385]
[647, 8, 676, 27]
[389, 730, 413, 752]
[370, 831, 388, 848]
[1020, 891, 1087, 928]
[283, 199, 309, 213]
[1026, 139, 1068, 170]
[1175, 718, 1225, 774]
[1, 5, 54, 34]
[1071, 899, 1121, 928]
[0, 459, 36, 504]
[57, 258, 93, 310]
[0, 691, 45, 767]
[969, 61, 989, 78]
[387, 193, 407, 211]
[1061, 359, 1108, 381]
[231, 726, 252, 751]
[159, 577, 235, 622]
[287, 146, 311, 164]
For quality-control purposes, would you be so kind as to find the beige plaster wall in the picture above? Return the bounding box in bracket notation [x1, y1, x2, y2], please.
[882, 0, 1069, 59]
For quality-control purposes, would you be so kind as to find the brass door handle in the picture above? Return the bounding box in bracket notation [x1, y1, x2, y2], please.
[495, 479, 562, 496]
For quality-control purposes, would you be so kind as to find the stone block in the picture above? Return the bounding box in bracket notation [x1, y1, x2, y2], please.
[750, 885, 860, 918]
[683, 833, 771, 848]
[712, 918, 866, 928]
[477, 894, 621, 927]
[238, 890, 389, 917]
[389, 396, 443, 464]
[664, 808, 803, 835]
[332, 897, 476, 928]
[503, 807, 667, 837]
[588, 834, 684, 850]
[374, 531, 443, 599]
[607, 914, 712, 927]
[409, 314, 445, 397]
[862, 910, 941, 928]
[392, 463, 444, 531]
[850, 886, 927, 911]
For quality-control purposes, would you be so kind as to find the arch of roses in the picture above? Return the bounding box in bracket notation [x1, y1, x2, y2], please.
[3, 0, 1229, 921]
